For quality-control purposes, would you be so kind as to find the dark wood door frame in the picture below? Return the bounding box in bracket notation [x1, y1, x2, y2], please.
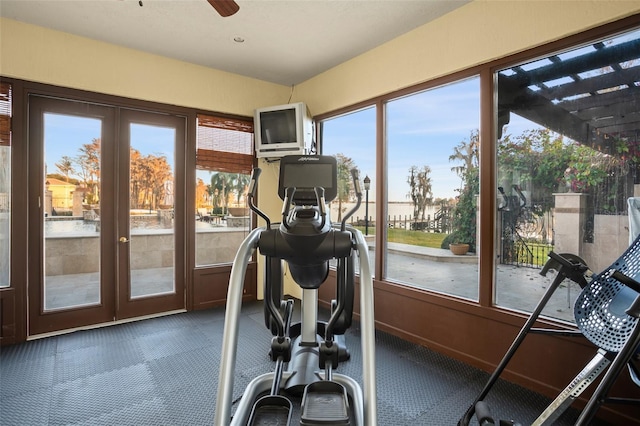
[28, 95, 117, 334]
[115, 108, 187, 319]
[27, 97, 188, 334]
[1, 77, 257, 343]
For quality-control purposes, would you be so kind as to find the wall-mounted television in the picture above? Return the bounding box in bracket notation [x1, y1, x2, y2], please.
[254, 102, 313, 158]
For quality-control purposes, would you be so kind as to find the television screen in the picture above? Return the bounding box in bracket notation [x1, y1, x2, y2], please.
[255, 102, 312, 158]
[278, 155, 337, 204]
[259, 108, 296, 145]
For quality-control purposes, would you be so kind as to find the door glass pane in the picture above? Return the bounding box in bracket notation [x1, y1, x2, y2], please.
[195, 170, 251, 265]
[386, 77, 480, 299]
[495, 27, 640, 322]
[321, 106, 377, 277]
[0, 144, 10, 288]
[129, 123, 175, 298]
[44, 113, 102, 310]
[195, 118, 253, 267]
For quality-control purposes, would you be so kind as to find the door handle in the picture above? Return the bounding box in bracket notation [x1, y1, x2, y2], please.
[119, 237, 129, 243]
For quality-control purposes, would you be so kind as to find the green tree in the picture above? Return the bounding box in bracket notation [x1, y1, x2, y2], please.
[496, 128, 633, 214]
[443, 130, 479, 251]
[498, 128, 571, 213]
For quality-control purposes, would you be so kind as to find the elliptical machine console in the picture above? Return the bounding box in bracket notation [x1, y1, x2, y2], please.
[261, 155, 350, 289]
[214, 155, 377, 426]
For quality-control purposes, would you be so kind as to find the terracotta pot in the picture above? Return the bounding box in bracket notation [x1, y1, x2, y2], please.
[449, 243, 470, 255]
[227, 207, 249, 217]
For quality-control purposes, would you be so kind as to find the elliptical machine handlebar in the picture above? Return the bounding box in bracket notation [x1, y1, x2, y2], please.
[341, 168, 363, 231]
[281, 187, 296, 230]
[314, 187, 327, 231]
[248, 167, 271, 230]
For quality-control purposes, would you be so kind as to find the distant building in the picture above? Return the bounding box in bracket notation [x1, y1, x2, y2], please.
[45, 177, 76, 212]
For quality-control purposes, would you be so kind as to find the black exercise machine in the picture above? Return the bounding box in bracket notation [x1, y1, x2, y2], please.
[214, 155, 377, 425]
[459, 241, 640, 425]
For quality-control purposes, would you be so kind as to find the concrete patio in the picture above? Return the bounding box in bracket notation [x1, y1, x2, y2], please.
[44, 244, 581, 323]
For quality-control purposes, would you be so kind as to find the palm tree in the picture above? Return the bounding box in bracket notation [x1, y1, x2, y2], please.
[210, 172, 229, 214]
[231, 173, 250, 206]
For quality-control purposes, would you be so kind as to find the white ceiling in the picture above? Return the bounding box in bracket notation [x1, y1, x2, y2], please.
[0, 0, 469, 86]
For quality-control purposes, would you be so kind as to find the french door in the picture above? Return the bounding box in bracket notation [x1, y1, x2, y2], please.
[28, 96, 185, 335]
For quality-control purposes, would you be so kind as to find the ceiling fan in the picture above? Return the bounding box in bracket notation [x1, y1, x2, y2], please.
[131, 0, 239, 17]
[207, 0, 239, 17]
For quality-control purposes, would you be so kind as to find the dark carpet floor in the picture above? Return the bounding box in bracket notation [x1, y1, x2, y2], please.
[0, 300, 610, 425]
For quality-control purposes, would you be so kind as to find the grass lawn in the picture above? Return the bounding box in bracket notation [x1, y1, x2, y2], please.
[352, 227, 551, 262]
[353, 227, 447, 249]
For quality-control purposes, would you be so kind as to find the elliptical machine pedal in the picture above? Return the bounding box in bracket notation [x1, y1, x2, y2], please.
[249, 397, 292, 426]
[300, 381, 350, 426]
[247, 300, 295, 426]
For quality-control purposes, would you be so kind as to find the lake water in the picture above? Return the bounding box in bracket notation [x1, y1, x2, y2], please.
[44, 203, 427, 235]
[329, 201, 438, 221]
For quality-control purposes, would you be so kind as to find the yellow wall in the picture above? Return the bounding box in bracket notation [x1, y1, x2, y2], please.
[3, 2, 639, 119]
[298, 0, 640, 115]
[0, 18, 289, 116]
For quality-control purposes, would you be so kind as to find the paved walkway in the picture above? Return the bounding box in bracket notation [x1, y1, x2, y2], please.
[367, 242, 580, 323]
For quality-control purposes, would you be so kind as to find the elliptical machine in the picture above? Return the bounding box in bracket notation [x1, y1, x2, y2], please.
[214, 155, 377, 426]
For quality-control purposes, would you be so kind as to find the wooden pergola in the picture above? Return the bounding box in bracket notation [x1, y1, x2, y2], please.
[497, 37, 640, 154]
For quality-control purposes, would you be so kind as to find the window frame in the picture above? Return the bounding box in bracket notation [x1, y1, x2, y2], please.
[316, 17, 640, 321]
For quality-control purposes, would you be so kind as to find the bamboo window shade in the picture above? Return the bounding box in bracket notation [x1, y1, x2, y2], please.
[0, 82, 11, 147]
[196, 114, 253, 174]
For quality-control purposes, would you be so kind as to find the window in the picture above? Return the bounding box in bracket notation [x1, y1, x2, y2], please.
[494, 27, 640, 321]
[0, 82, 11, 288]
[385, 77, 480, 298]
[320, 106, 377, 276]
[195, 114, 253, 267]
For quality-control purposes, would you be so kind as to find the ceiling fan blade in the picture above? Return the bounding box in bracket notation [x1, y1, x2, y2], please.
[207, 0, 239, 17]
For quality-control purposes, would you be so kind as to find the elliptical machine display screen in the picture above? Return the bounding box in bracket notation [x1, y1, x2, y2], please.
[278, 155, 337, 204]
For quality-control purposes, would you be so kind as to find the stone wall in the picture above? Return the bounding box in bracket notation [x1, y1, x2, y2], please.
[553, 192, 630, 273]
[45, 229, 249, 276]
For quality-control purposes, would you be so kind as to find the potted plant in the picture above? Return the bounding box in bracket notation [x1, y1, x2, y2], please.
[449, 243, 470, 255]
[442, 231, 471, 255]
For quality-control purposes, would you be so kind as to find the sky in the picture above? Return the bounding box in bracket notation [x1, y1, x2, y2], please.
[43, 88, 540, 205]
[322, 77, 482, 202]
[320, 77, 549, 203]
[43, 113, 175, 178]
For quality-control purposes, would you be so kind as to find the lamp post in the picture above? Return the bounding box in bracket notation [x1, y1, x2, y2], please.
[363, 175, 371, 236]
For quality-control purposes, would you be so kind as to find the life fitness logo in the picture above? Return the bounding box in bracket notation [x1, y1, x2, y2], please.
[297, 156, 320, 162]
